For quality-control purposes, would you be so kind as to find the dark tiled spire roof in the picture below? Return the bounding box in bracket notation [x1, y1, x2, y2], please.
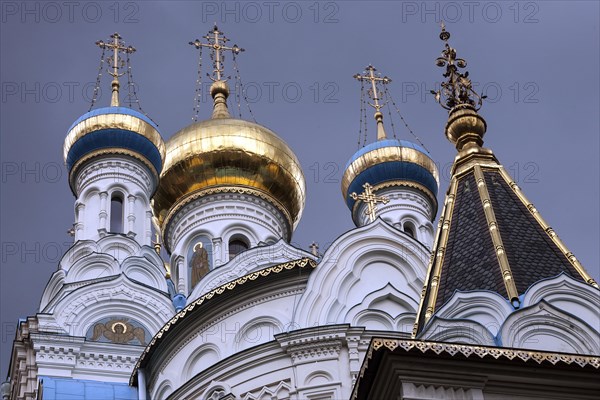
[413, 111, 597, 336]
[414, 26, 597, 337]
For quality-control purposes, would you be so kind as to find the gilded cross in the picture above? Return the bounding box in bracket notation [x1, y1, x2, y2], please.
[353, 65, 391, 114]
[354, 65, 392, 140]
[350, 183, 389, 223]
[190, 25, 244, 82]
[95, 33, 136, 106]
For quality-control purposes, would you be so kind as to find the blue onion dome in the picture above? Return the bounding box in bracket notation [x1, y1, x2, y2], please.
[341, 139, 440, 218]
[63, 106, 165, 192]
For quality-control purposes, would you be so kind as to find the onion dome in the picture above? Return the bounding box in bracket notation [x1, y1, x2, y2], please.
[152, 83, 305, 241]
[342, 65, 439, 224]
[64, 106, 165, 191]
[342, 139, 439, 217]
[63, 33, 165, 193]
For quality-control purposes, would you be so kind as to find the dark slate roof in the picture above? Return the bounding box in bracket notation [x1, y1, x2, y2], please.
[435, 171, 507, 310]
[417, 165, 587, 333]
[484, 170, 582, 293]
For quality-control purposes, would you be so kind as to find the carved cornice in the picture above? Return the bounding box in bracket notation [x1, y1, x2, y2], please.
[352, 337, 600, 399]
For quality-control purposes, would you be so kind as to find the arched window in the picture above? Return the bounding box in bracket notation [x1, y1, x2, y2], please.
[110, 193, 124, 233]
[229, 237, 249, 260]
[403, 221, 416, 239]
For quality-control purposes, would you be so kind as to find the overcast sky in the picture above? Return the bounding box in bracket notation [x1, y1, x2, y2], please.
[1, 1, 598, 375]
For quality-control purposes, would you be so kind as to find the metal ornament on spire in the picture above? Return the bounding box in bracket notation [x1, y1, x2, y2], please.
[189, 25, 245, 82]
[350, 183, 390, 223]
[95, 33, 136, 107]
[431, 22, 486, 111]
[354, 65, 392, 140]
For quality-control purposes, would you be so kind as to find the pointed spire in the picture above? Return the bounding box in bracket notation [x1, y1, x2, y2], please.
[190, 25, 245, 119]
[354, 65, 392, 141]
[95, 33, 136, 107]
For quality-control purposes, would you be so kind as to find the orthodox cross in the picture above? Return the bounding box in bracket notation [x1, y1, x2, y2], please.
[189, 25, 244, 82]
[350, 183, 389, 223]
[354, 65, 392, 140]
[353, 65, 391, 114]
[95, 33, 136, 106]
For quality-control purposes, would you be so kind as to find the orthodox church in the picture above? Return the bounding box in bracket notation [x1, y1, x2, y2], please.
[3, 25, 599, 400]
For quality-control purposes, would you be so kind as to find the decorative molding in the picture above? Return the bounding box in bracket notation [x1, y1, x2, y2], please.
[71, 149, 158, 195]
[190, 240, 315, 299]
[163, 186, 293, 250]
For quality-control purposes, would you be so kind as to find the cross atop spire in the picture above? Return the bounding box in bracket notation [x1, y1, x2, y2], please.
[354, 65, 392, 140]
[95, 33, 136, 107]
[189, 25, 244, 82]
[350, 182, 390, 223]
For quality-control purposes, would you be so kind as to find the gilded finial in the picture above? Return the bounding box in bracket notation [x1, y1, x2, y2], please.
[431, 22, 486, 111]
[95, 33, 136, 107]
[354, 65, 392, 141]
[190, 26, 244, 119]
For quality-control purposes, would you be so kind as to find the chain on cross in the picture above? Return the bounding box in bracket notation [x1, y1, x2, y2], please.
[350, 183, 389, 223]
[95, 33, 136, 107]
[354, 65, 392, 141]
[189, 25, 244, 82]
[353, 65, 392, 114]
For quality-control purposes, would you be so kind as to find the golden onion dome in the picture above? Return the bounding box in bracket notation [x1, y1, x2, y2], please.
[152, 81, 305, 237]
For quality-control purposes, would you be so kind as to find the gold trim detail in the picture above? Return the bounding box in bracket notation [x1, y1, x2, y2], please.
[69, 147, 159, 194]
[352, 338, 600, 399]
[498, 167, 599, 289]
[63, 112, 165, 163]
[130, 257, 317, 383]
[341, 145, 440, 199]
[417, 176, 459, 331]
[474, 165, 519, 303]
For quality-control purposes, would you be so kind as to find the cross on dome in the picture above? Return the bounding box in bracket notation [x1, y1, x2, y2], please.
[350, 182, 389, 223]
[354, 65, 392, 141]
[95, 33, 136, 107]
[189, 25, 245, 82]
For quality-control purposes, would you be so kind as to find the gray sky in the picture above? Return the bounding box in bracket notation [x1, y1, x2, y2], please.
[1, 1, 599, 375]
